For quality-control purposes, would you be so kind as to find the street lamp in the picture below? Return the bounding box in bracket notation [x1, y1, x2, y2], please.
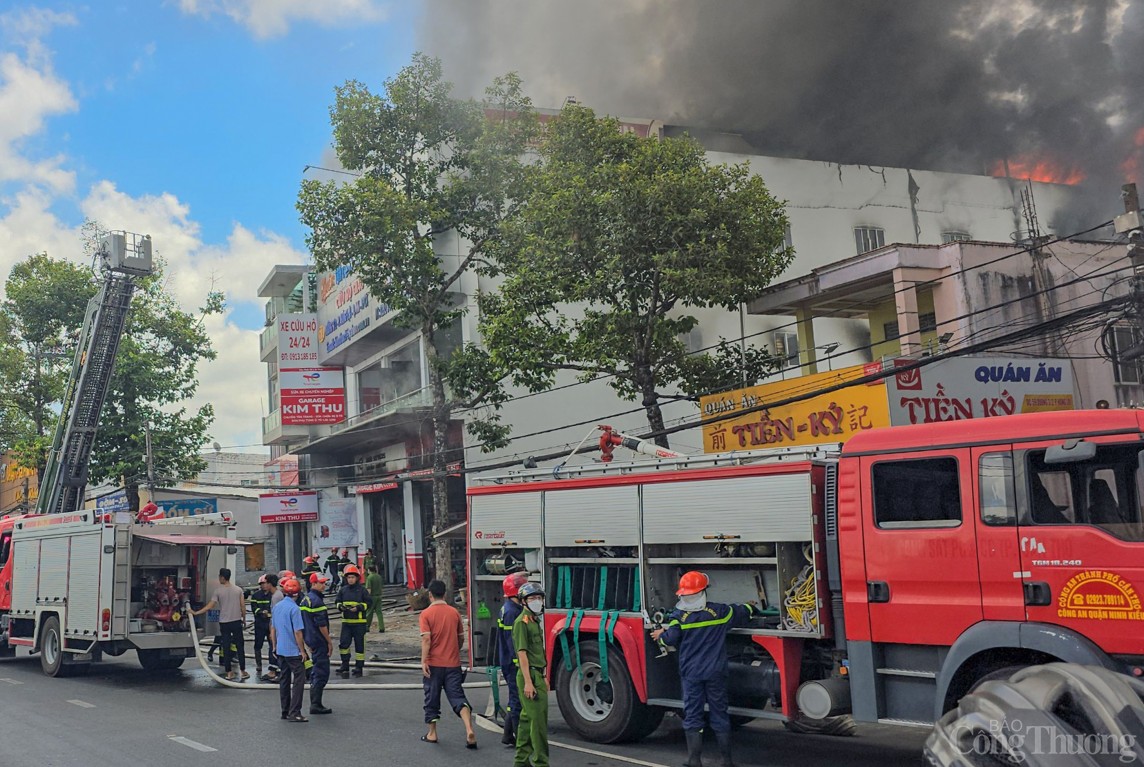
[816, 342, 840, 371]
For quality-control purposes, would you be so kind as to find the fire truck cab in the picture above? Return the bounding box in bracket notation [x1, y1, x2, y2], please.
[466, 410, 1144, 743]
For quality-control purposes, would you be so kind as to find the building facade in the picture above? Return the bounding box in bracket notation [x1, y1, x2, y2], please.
[260, 141, 1098, 589]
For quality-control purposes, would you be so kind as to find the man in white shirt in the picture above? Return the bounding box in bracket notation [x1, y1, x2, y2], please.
[192, 568, 248, 681]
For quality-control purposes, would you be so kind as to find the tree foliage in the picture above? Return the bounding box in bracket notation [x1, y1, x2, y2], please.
[471, 105, 792, 446]
[0, 228, 222, 511]
[297, 53, 537, 584]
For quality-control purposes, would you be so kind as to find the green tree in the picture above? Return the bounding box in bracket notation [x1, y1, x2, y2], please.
[297, 53, 537, 584]
[0, 231, 222, 513]
[0, 254, 98, 487]
[470, 105, 792, 447]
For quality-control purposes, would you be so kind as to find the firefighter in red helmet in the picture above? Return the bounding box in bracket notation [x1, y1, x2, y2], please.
[497, 572, 530, 744]
[335, 564, 372, 677]
[651, 572, 757, 767]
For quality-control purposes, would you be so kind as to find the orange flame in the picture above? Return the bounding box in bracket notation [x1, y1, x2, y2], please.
[990, 155, 1086, 185]
[1121, 126, 1144, 183]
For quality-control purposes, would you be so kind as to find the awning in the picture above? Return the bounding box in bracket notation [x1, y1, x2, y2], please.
[134, 533, 252, 547]
[432, 520, 467, 540]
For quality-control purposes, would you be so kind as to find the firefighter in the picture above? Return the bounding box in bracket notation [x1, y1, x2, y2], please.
[301, 555, 320, 578]
[301, 572, 334, 715]
[250, 573, 279, 681]
[651, 572, 757, 767]
[335, 564, 371, 678]
[324, 550, 342, 588]
[498, 572, 529, 746]
[512, 582, 549, 767]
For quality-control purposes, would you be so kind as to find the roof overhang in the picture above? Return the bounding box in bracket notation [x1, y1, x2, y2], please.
[258, 265, 309, 298]
[134, 533, 252, 547]
[748, 244, 948, 316]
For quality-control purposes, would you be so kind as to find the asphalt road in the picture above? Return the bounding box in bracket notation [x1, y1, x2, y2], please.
[0, 648, 929, 767]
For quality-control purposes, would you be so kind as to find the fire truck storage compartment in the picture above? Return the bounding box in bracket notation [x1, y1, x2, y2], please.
[469, 492, 542, 666]
[544, 485, 642, 613]
[641, 470, 824, 638]
[9, 520, 105, 639]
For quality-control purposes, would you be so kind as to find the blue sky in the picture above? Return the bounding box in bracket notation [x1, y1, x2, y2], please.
[0, 1, 418, 450]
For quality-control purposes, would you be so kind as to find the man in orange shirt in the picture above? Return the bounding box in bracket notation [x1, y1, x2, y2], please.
[419, 579, 477, 749]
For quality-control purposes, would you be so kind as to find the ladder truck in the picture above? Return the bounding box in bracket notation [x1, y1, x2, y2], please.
[466, 410, 1144, 755]
[0, 233, 247, 677]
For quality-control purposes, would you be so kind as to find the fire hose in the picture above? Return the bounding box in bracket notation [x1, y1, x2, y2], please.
[184, 602, 491, 691]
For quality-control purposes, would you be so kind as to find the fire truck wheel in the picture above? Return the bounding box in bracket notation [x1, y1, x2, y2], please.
[137, 649, 185, 671]
[39, 616, 67, 677]
[556, 644, 658, 743]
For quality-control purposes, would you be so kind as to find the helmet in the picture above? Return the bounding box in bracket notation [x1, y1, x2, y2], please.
[309, 572, 330, 585]
[341, 548, 349, 556]
[503, 572, 530, 598]
[278, 570, 296, 581]
[342, 565, 361, 579]
[676, 571, 709, 596]
[925, 663, 1144, 767]
[280, 578, 302, 596]
[257, 574, 268, 585]
[518, 582, 544, 600]
[303, 556, 316, 565]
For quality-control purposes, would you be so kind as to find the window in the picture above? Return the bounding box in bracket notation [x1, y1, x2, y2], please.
[356, 339, 425, 416]
[1110, 325, 1143, 385]
[854, 226, 885, 254]
[783, 223, 793, 251]
[979, 453, 1016, 526]
[0, 533, 10, 565]
[882, 321, 900, 341]
[243, 543, 266, 572]
[1025, 444, 1144, 540]
[942, 231, 972, 243]
[873, 457, 962, 528]
[773, 331, 799, 367]
[919, 312, 937, 333]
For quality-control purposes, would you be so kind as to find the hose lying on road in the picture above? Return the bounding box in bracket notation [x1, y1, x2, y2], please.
[185, 605, 490, 692]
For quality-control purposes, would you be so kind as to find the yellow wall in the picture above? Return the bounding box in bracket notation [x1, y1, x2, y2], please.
[868, 289, 938, 359]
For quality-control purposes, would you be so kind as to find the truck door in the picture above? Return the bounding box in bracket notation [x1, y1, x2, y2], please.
[1017, 441, 1144, 655]
[861, 450, 983, 644]
[972, 448, 1025, 621]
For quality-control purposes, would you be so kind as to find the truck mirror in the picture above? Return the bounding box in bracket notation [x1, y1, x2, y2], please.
[1043, 439, 1097, 464]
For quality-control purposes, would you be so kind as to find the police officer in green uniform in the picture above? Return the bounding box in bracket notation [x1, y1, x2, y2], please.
[511, 582, 548, 767]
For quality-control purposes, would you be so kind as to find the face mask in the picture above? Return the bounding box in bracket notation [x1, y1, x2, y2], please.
[676, 592, 707, 612]
[526, 599, 544, 614]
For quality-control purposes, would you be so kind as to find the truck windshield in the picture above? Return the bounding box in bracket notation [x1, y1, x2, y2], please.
[1026, 443, 1144, 541]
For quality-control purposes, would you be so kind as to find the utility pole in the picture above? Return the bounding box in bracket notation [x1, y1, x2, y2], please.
[1022, 184, 1064, 357]
[1114, 183, 1144, 361]
[144, 420, 156, 504]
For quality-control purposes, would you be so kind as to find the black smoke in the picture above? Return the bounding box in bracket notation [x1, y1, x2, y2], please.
[419, 0, 1144, 229]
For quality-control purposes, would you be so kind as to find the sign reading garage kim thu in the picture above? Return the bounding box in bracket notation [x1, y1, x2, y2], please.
[886, 356, 1075, 425]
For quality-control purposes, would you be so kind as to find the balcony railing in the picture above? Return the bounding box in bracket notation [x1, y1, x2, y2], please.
[332, 387, 432, 434]
[259, 324, 277, 358]
[262, 409, 281, 436]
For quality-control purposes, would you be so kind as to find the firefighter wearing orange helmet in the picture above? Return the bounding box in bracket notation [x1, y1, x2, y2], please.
[651, 572, 758, 767]
[335, 564, 372, 677]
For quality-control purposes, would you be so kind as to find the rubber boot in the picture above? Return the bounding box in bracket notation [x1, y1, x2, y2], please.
[337, 659, 350, 678]
[352, 660, 364, 677]
[500, 713, 516, 746]
[683, 730, 704, 767]
[715, 731, 734, 767]
[310, 694, 332, 715]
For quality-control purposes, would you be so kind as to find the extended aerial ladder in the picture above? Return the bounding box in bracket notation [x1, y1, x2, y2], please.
[35, 232, 154, 515]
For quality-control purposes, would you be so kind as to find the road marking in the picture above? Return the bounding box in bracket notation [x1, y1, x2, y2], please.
[0, 678, 23, 685]
[67, 699, 95, 708]
[474, 714, 670, 767]
[169, 736, 217, 753]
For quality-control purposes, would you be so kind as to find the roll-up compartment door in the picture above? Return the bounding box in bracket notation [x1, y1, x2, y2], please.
[642, 473, 814, 543]
[470, 492, 542, 549]
[545, 486, 639, 547]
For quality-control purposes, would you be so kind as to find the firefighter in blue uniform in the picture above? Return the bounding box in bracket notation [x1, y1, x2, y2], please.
[651, 571, 757, 767]
[301, 572, 334, 715]
[334, 564, 371, 678]
[498, 572, 529, 745]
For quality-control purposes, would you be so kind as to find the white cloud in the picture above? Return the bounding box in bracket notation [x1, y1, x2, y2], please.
[0, 8, 305, 451]
[177, 0, 388, 39]
[0, 8, 78, 193]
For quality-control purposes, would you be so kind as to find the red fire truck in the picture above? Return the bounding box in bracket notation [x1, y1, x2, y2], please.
[466, 411, 1144, 743]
